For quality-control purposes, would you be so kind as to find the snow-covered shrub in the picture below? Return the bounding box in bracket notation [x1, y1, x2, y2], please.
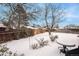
[31, 43, 39, 49]
[43, 40, 49, 46]
[54, 35, 58, 39]
[0, 45, 9, 56]
[77, 35, 79, 37]
[36, 38, 49, 47]
[49, 35, 55, 41]
[49, 35, 58, 42]
[0, 44, 24, 56]
[32, 38, 49, 49]
[38, 38, 45, 47]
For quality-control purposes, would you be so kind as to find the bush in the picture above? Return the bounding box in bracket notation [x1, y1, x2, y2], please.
[0, 44, 24, 56]
[49, 35, 55, 41]
[43, 40, 49, 46]
[38, 38, 45, 47]
[19, 26, 28, 38]
[34, 38, 49, 48]
[77, 35, 79, 37]
[54, 35, 58, 39]
[19, 26, 32, 38]
[38, 38, 48, 47]
[32, 38, 49, 49]
[31, 43, 39, 49]
[50, 35, 58, 42]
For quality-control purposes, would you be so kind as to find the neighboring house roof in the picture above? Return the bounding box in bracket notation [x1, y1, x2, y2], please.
[64, 26, 79, 29]
[0, 23, 6, 28]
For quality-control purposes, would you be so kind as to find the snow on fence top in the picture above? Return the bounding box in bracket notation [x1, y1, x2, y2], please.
[24, 26, 39, 29]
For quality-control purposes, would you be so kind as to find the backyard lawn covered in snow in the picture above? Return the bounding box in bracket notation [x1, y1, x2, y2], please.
[2, 32, 79, 56]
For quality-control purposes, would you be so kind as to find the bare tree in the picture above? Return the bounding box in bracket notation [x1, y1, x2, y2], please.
[44, 4, 65, 39]
[0, 3, 40, 39]
[44, 4, 51, 35]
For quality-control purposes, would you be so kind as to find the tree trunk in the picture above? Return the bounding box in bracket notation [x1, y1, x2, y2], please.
[48, 28, 51, 36]
[16, 15, 21, 39]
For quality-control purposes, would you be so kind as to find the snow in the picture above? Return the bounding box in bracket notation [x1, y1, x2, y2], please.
[2, 32, 79, 56]
[0, 23, 6, 27]
[23, 26, 39, 29]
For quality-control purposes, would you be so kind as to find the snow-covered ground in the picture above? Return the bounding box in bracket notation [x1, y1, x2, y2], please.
[2, 32, 79, 56]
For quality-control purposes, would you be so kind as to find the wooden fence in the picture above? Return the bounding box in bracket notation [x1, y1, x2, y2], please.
[0, 31, 17, 43]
